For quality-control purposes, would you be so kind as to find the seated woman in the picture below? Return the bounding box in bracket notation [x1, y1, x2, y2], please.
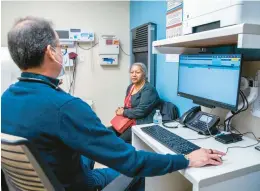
[109, 62, 161, 143]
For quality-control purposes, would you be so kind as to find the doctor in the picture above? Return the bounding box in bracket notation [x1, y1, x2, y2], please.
[2, 17, 225, 191]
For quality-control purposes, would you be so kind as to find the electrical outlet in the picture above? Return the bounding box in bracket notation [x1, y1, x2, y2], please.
[79, 55, 85, 63]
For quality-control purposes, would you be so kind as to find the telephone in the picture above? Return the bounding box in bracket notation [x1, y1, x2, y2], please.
[179, 106, 201, 125]
[179, 106, 220, 135]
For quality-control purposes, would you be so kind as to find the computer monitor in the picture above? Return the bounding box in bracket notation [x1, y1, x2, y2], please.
[178, 54, 242, 111]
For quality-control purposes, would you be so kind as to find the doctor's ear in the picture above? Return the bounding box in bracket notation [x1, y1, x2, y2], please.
[46, 45, 56, 60]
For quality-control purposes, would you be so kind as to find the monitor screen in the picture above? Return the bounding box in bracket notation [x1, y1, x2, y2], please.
[56, 30, 69, 39]
[178, 54, 242, 111]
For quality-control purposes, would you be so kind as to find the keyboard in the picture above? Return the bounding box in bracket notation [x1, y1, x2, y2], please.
[141, 125, 200, 155]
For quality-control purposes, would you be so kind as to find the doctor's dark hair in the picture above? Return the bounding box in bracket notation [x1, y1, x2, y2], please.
[7, 16, 58, 70]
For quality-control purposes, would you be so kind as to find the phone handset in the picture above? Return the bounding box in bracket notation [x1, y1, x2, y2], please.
[179, 106, 201, 125]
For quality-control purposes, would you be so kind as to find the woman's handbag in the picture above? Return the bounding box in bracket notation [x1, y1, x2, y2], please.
[110, 85, 136, 134]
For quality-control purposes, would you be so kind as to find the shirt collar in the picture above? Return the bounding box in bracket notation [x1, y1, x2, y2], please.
[21, 72, 60, 87]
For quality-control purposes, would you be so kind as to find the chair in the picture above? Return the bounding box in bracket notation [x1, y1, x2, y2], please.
[1, 133, 65, 191]
[159, 100, 179, 122]
[1, 133, 134, 191]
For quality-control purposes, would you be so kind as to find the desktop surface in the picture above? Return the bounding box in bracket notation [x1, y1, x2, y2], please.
[132, 123, 260, 185]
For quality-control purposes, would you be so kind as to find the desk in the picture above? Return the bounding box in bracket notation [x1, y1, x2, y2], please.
[132, 123, 260, 191]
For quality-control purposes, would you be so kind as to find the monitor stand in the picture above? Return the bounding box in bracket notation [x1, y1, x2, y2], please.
[193, 100, 216, 109]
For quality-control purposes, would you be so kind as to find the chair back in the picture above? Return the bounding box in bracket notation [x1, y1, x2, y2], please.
[1, 133, 65, 191]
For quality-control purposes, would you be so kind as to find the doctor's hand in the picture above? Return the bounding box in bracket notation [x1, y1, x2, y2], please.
[116, 108, 124, 116]
[186, 148, 225, 167]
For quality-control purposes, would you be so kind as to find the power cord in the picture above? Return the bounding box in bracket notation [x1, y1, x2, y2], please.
[69, 59, 77, 95]
[227, 91, 247, 141]
[187, 129, 259, 153]
[224, 90, 248, 131]
[186, 136, 213, 141]
[119, 45, 130, 56]
[163, 120, 183, 128]
[223, 91, 259, 154]
[229, 91, 248, 128]
[77, 42, 99, 50]
[77, 41, 131, 58]
[224, 90, 245, 138]
[225, 131, 260, 154]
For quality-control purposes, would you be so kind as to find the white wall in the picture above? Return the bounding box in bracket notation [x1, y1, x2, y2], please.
[1, 1, 130, 125]
[1, 47, 21, 95]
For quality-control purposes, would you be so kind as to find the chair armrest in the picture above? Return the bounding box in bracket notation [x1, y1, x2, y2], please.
[101, 175, 133, 191]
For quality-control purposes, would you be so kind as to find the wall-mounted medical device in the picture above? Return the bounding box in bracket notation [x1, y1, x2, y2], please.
[55, 29, 94, 68]
[55, 29, 94, 46]
[99, 35, 119, 65]
[183, 0, 260, 35]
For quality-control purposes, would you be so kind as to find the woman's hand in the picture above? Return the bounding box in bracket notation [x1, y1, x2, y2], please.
[115, 107, 123, 113]
[116, 108, 124, 116]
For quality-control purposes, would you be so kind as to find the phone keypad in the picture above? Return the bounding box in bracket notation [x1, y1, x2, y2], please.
[191, 121, 207, 129]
